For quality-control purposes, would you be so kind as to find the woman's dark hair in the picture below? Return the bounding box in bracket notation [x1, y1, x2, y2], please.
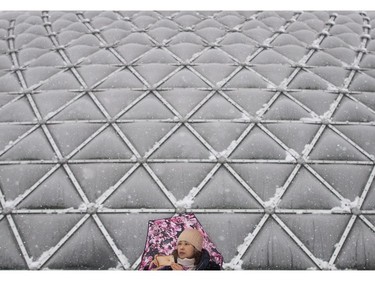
[172, 248, 202, 265]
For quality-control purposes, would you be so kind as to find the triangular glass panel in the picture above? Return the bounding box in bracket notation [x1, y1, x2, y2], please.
[251, 50, 291, 64]
[311, 164, 372, 201]
[167, 43, 206, 61]
[19, 49, 49, 67]
[356, 92, 375, 112]
[310, 67, 348, 87]
[193, 166, 262, 209]
[241, 218, 317, 269]
[252, 65, 294, 85]
[243, 29, 273, 44]
[229, 126, 287, 159]
[194, 49, 234, 63]
[12, 214, 84, 261]
[0, 124, 33, 152]
[360, 54, 375, 68]
[48, 123, 103, 156]
[191, 122, 248, 152]
[118, 94, 174, 120]
[193, 64, 237, 84]
[148, 28, 178, 42]
[119, 33, 152, 45]
[17, 167, 84, 209]
[220, 44, 256, 62]
[225, 89, 275, 116]
[94, 89, 144, 117]
[308, 51, 345, 67]
[72, 126, 133, 160]
[76, 65, 119, 87]
[43, 217, 120, 269]
[117, 122, 176, 155]
[51, 95, 105, 121]
[195, 18, 224, 29]
[0, 97, 35, 122]
[196, 213, 264, 262]
[221, 33, 255, 45]
[99, 213, 171, 265]
[150, 126, 212, 159]
[0, 219, 27, 269]
[66, 45, 100, 64]
[0, 94, 16, 108]
[288, 90, 339, 116]
[71, 163, 133, 202]
[28, 52, 66, 67]
[0, 73, 22, 93]
[332, 98, 375, 122]
[263, 95, 312, 120]
[217, 15, 245, 27]
[336, 125, 375, 156]
[0, 164, 54, 201]
[33, 90, 81, 118]
[149, 163, 216, 200]
[278, 214, 351, 262]
[271, 34, 306, 47]
[97, 68, 144, 89]
[103, 166, 174, 208]
[324, 48, 356, 65]
[161, 68, 209, 88]
[308, 51, 343, 67]
[335, 218, 375, 270]
[0, 128, 56, 161]
[100, 28, 131, 44]
[273, 45, 307, 64]
[116, 43, 153, 62]
[309, 128, 369, 161]
[226, 69, 268, 88]
[192, 94, 244, 119]
[133, 64, 179, 85]
[288, 70, 329, 90]
[263, 123, 321, 153]
[39, 71, 82, 90]
[278, 167, 342, 209]
[364, 215, 375, 228]
[23, 67, 62, 87]
[230, 163, 296, 202]
[159, 89, 209, 116]
[362, 180, 375, 210]
[80, 49, 120, 65]
[169, 33, 203, 45]
[174, 14, 202, 26]
[136, 49, 177, 64]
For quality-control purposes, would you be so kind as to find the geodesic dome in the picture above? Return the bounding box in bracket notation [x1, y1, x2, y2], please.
[0, 10, 375, 270]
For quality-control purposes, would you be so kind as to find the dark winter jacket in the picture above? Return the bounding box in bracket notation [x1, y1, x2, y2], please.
[147, 249, 221, 270]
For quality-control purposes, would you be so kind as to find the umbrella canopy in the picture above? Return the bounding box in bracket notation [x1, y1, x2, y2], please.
[138, 213, 223, 270]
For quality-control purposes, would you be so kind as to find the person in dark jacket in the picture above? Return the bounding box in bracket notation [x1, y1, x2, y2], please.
[147, 228, 221, 270]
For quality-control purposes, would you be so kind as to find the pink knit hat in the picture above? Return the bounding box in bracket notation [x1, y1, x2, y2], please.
[177, 228, 203, 251]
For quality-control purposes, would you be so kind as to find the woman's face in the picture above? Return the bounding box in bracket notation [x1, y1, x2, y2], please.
[177, 240, 195, 259]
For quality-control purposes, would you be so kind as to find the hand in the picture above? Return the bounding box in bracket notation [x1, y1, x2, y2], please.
[171, 262, 183, 270]
[151, 254, 160, 267]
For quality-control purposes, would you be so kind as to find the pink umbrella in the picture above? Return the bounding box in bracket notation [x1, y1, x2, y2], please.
[138, 213, 223, 270]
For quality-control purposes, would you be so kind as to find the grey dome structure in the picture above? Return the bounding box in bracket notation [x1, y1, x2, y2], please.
[0, 10, 375, 270]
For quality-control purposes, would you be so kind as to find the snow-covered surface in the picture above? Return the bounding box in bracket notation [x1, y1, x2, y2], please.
[0, 10, 375, 270]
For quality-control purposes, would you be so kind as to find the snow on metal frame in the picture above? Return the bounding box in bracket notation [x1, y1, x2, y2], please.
[0, 10, 374, 270]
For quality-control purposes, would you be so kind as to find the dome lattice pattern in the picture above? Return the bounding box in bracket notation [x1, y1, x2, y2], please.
[0, 10, 375, 270]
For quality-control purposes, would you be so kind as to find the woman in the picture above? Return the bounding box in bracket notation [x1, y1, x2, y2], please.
[147, 228, 221, 270]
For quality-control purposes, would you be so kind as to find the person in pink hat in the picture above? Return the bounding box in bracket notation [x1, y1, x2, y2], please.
[147, 228, 221, 270]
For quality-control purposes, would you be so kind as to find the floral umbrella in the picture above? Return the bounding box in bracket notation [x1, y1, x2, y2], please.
[138, 213, 223, 270]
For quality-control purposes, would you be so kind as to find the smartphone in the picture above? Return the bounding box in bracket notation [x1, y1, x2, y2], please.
[156, 255, 174, 266]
